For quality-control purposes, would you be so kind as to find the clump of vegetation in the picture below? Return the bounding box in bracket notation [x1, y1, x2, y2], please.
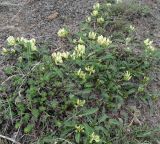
[0, 0, 159, 143]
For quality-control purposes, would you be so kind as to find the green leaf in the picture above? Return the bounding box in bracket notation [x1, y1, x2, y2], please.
[75, 133, 80, 143]
[98, 114, 109, 124]
[24, 124, 34, 133]
[109, 119, 121, 126]
[80, 108, 99, 117]
[83, 123, 93, 136]
[32, 109, 40, 119]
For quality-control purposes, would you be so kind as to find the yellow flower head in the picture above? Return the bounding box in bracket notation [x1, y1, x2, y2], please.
[29, 38, 37, 51]
[91, 10, 99, 17]
[106, 3, 112, 7]
[93, 3, 100, 10]
[75, 125, 84, 133]
[7, 36, 16, 46]
[1, 48, 8, 55]
[123, 71, 132, 81]
[76, 69, 86, 80]
[144, 39, 153, 47]
[90, 132, 100, 143]
[76, 99, 86, 107]
[97, 35, 112, 46]
[61, 51, 70, 59]
[129, 25, 135, 31]
[85, 66, 95, 75]
[52, 52, 63, 65]
[73, 44, 86, 58]
[88, 32, 97, 40]
[52, 51, 69, 65]
[57, 28, 69, 38]
[97, 17, 105, 24]
[144, 39, 155, 52]
[86, 16, 91, 23]
[116, 0, 122, 3]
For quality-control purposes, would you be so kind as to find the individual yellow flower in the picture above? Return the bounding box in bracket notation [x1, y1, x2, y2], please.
[76, 99, 86, 107]
[144, 39, 153, 47]
[86, 16, 91, 23]
[57, 28, 69, 38]
[129, 25, 135, 31]
[123, 71, 132, 81]
[144, 39, 155, 52]
[61, 51, 70, 59]
[116, 0, 122, 3]
[85, 66, 95, 75]
[18, 56, 23, 62]
[126, 37, 131, 45]
[76, 69, 86, 80]
[7, 36, 16, 46]
[1, 48, 8, 55]
[88, 32, 97, 40]
[74, 44, 86, 58]
[75, 125, 84, 133]
[29, 38, 37, 51]
[89, 132, 100, 143]
[106, 3, 112, 7]
[91, 10, 99, 17]
[52, 51, 69, 65]
[93, 3, 100, 10]
[97, 35, 112, 46]
[97, 17, 105, 24]
[52, 52, 63, 65]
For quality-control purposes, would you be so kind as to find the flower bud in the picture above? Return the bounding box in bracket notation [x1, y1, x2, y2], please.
[91, 10, 99, 17]
[88, 32, 97, 40]
[97, 17, 105, 24]
[57, 28, 69, 38]
[7, 36, 16, 46]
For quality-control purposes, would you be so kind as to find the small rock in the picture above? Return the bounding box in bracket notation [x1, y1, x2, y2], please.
[47, 10, 59, 21]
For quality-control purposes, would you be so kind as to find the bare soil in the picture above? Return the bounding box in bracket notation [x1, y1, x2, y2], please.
[0, 0, 104, 48]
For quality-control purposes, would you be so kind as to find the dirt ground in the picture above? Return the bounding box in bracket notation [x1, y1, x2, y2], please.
[0, 0, 160, 140]
[0, 0, 104, 48]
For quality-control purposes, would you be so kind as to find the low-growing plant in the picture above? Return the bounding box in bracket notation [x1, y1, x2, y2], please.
[0, 0, 159, 144]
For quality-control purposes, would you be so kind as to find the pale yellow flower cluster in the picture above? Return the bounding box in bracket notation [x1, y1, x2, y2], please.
[2, 36, 38, 55]
[129, 25, 135, 31]
[75, 99, 86, 107]
[144, 39, 155, 52]
[88, 32, 97, 40]
[57, 28, 69, 38]
[75, 125, 84, 133]
[97, 17, 105, 24]
[97, 35, 112, 46]
[1, 48, 8, 55]
[88, 32, 112, 47]
[71, 44, 86, 59]
[52, 51, 70, 65]
[85, 66, 95, 75]
[76, 69, 86, 80]
[89, 132, 100, 143]
[18, 37, 37, 51]
[91, 3, 100, 17]
[123, 71, 132, 81]
[7, 36, 16, 46]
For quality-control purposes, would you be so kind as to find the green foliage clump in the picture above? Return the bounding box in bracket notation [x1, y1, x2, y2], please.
[0, 1, 159, 144]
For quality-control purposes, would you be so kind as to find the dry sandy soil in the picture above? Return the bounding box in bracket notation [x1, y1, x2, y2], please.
[0, 0, 104, 48]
